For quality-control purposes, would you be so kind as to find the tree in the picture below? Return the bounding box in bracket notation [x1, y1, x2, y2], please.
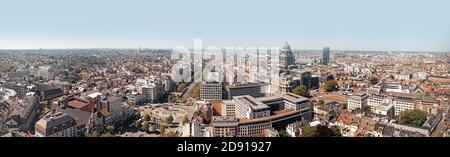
[323, 80, 338, 92]
[168, 95, 176, 103]
[368, 76, 379, 85]
[188, 82, 200, 99]
[330, 126, 341, 137]
[363, 106, 371, 113]
[302, 126, 317, 137]
[160, 124, 167, 135]
[135, 120, 142, 128]
[318, 100, 325, 106]
[105, 125, 115, 134]
[100, 132, 113, 137]
[166, 115, 174, 124]
[278, 130, 291, 137]
[144, 114, 150, 122]
[85, 130, 99, 137]
[142, 121, 150, 132]
[292, 85, 310, 97]
[182, 116, 190, 125]
[164, 131, 180, 137]
[342, 103, 348, 109]
[176, 82, 186, 91]
[399, 110, 427, 127]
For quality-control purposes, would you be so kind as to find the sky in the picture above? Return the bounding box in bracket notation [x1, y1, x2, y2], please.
[0, 0, 449, 51]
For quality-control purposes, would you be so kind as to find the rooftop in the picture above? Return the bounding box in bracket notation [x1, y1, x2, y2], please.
[234, 95, 269, 110]
[225, 83, 262, 89]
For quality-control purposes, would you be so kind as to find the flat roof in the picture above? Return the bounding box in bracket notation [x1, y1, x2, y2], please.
[234, 95, 269, 110]
[255, 93, 309, 104]
[68, 99, 88, 109]
[238, 109, 308, 124]
[283, 93, 309, 103]
[225, 83, 261, 89]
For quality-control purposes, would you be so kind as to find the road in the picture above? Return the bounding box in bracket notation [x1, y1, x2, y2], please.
[431, 114, 447, 137]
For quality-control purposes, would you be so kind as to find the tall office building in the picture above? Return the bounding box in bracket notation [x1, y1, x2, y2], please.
[279, 42, 295, 70]
[322, 47, 330, 65]
[141, 84, 158, 103]
[200, 82, 223, 100]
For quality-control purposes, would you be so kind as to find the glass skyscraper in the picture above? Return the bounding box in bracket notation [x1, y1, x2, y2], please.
[322, 47, 330, 65]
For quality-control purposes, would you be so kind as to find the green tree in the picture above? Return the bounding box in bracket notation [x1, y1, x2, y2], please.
[318, 100, 325, 106]
[182, 116, 190, 125]
[105, 125, 115, 134]
[292, 85, 310, 97]
[160, 124, 167, 135]
[302, 126, 317, 137]
[323, 80, 338, 92]
[330, 126, 341, 137]
[142, 121, 150, 132]
[188, 82, 200, 99]
[363, 106, 371, 112]
[176, 82, 186, 91]
[100, 132, 113, 137]
[135, 120, 142, 128]
[166, 115, 174, 124]
[399, 110, 427, 127]
[368, 76, 379, 85]
[278, 130, 291, 137]
[342, 103, 348, 109]
[85, 130, 99, 137]
[144, 114, 150, 122]
[168, 95, 176, 103]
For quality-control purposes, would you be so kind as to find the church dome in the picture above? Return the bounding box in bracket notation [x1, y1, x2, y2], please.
[282, 41, 291, 50]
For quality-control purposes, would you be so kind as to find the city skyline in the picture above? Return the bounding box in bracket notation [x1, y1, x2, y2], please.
[1, 0, 450, 51]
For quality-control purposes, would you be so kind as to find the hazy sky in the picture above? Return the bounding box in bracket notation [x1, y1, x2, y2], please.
[0, 0, 449, 51]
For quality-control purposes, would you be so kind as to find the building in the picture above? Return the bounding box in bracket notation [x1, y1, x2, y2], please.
[200, 82, 223, 100]
[414, 95, 439, 116]
[383, 83, 410, 94]
[322, 47, 330, 65]
[41, 88, 65, 101]
[388, 92, 415, 116]
[181, 122, 206, 137]
[394, 73, 412, 81]
[368, 94, 387, 111]
[3, 82, 29, 97]
[4, 96, 39, 132]
[347, 93, 369, 111]
[279, 41, 295, 70]
[97, 95, 133, 125]
[373, 103, 395, 119]
[234, 95, 270, 119]
[204, 93, 313, 137]
[221, 100, 235, 117]
[38, 66, 56, 81]
[211, 116, 238, 137]
[141, 84, 158, 103]
[35, 111, 85, 137]
[225, 82, 264, 99]
[286, 120, 309, 137]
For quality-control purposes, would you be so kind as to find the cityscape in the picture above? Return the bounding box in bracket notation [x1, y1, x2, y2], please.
[1, 0, 450, 139]
[0, 42, 449, 137]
